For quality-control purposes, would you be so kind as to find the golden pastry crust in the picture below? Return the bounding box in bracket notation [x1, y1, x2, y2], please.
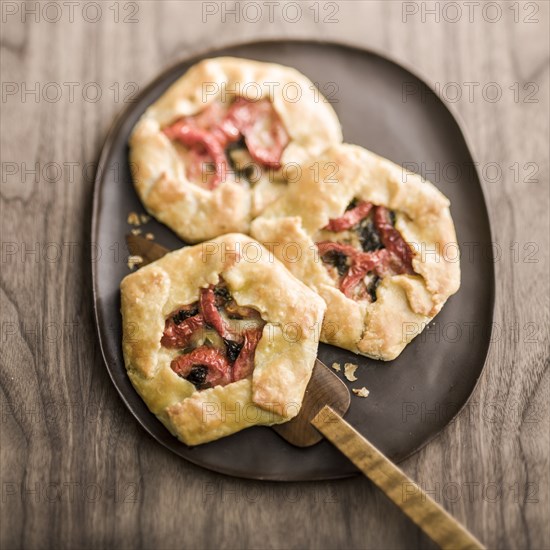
[251, 144, 461, 360]
[120, 234, 325, 445]
[129, 57, 342, 243]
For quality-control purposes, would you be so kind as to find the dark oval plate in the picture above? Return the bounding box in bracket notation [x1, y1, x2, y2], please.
[92, 40, 494, 481]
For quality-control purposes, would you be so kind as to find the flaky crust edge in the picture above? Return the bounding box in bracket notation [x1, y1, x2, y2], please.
[120, 234, 326, 445]
[251, 144, 461, 361]
[129, 57, 343, 243]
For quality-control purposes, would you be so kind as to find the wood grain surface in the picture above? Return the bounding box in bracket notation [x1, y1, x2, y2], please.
[312, 406, 485, 550]
[1, 1, 548, 549]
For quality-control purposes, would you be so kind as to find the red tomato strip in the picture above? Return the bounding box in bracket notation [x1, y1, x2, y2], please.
[170, 346, 232, 387]
[161, 314, 205, 348]
[324, 201, 373, 232]
[339, 249, 391, 298]
[162, 283, 266, 389]
[163, 121, 230, 190]
[317, 207, 415, 300]
[199, 286, 229, 338]
[373, 206, 414, 274]
[163, 97, 289, 189]
[225, 98, 289, 168]
[316, 240, 359, 258]
[232, 328, 264, 381]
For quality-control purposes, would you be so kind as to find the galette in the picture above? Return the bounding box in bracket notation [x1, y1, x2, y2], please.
[129, 57, 342, 243]
[251, 144, 461, 360]
[120, 234, 326, 445]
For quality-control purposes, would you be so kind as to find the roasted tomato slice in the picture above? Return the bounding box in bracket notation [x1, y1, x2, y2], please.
[163, 122, 228, 190]
[232, 328, 264, 381]
[199, 286, 229, 338]
[225, 98, 289, 168]
[163, 97, 289, 188]
[164, 282, 266, 388]
[317, 240, 359, 259]
[317, 204, 415, 300]
[373, 206, 414, 274]
[169, 101, 240, 146]
[340, 249, 390, 299]
[170, 346, 232, 388]
[191, 101, 237, 139]
[324, 201, 374, 232]
[161, 314, 206, 348]
[317, 241, 391, 300]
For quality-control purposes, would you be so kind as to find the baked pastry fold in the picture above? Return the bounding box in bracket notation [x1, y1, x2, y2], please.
[251, 144, 461, 360]
[120, 234, 326, 445]
[129, 57, 342, 243]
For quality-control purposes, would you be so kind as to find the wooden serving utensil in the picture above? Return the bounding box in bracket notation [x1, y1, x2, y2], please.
[126, 234, 485, 550]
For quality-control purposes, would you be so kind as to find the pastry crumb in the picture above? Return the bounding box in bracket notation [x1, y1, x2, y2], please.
[127, 212, 150, 226]
[127, 212, 140, 226]
[131, 228, 142, 236]
[331, 362, 341, 372]
[145, 232, 154, 240]
[127, 255, 144, 269]
[352, 387, 370, 398]
[344, 363, 358, 382]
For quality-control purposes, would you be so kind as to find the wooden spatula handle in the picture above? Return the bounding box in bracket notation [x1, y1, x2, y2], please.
[312, 406, 485, 550]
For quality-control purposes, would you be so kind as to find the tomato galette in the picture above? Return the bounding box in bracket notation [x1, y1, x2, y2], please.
[129, 57, 342, 243]
[251, 144, 461, 360]
[120, 234, 325, 445]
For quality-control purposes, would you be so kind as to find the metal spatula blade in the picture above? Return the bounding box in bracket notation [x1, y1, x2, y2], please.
[272, 358, 351, 447]
[126, 233, 173, 266]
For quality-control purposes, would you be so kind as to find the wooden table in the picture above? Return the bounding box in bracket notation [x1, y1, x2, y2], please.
[1, 2, 548, 548]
